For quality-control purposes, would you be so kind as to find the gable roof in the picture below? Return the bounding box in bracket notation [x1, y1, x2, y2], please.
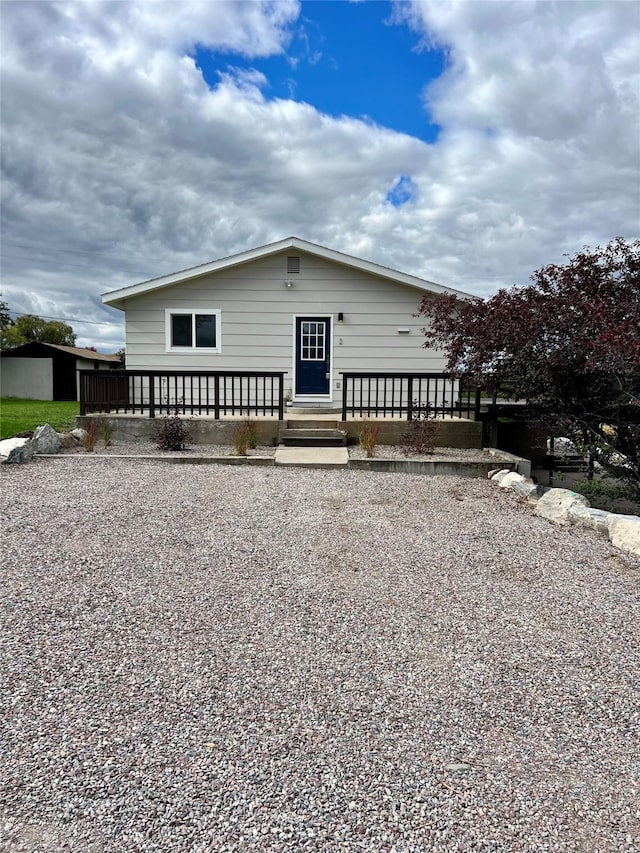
[2, 341, 121, 362]
[102, 236, 474, 310]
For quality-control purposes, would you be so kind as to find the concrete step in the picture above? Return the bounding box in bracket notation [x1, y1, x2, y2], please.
[286, 406, 342, 415]
[275, 446, 349, 468]
[286, 419, 339, 429]
[279, 427, 347, 447]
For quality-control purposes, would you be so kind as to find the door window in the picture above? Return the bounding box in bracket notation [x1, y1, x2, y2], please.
[301, 321, 325, 361]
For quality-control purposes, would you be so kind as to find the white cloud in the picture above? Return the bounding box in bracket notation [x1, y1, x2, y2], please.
[1, 0, 637, 351]
[388, 0, 640, 283]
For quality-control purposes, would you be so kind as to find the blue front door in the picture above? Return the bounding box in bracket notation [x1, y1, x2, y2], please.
[295, 317, 331, 395]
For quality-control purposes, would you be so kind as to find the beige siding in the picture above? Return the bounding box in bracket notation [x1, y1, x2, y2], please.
[123, 249, 446, 400]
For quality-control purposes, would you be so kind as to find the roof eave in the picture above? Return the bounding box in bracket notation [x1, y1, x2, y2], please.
[102, 237, 300, 307]
[101, 236, 474, 305]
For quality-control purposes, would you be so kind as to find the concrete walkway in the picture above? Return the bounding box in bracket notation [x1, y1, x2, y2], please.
[274, 445, 349, 468]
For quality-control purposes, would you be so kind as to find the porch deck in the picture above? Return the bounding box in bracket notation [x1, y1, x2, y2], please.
[79, 369, 481, 422]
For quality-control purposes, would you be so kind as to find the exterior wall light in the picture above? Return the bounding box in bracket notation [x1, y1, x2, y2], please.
[338, 312, 344, 323]
[285, 280, 294, 288]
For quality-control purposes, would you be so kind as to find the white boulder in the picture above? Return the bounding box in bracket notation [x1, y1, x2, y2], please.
[567, 504, 612, 536]
[497, 471, 523, 488]
[497, 472, 538, 497]
[608, 515, 640, 558]
[534, 488, 589, 525]
[490, 469, 512, 484]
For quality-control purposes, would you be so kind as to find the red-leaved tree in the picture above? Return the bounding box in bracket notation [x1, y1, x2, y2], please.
[418, 237, 640, 491]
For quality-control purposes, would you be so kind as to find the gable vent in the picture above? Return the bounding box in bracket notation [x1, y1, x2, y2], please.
[287, 256, 301, 274]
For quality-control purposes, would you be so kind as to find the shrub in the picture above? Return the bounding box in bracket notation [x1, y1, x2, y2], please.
[400, 403, 437, 456]
[232, 419, 257, 456]
[102, 422, 113, 448]
[358, 422, 380, 458]
[573, 477, 639, 511]
[155, 414, 189, 451]
[83, 419, 99, 453]
[243, 418, 257, 450]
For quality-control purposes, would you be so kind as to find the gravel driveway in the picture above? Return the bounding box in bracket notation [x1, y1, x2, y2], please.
[2, 459, 639, 852]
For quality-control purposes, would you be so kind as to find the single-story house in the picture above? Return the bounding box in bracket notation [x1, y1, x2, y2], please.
[0, 342, 122, 401]
[100, 237, 474, 414]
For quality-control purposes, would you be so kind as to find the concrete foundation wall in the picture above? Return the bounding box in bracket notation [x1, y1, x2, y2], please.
[349, 458, 512, 477]
[76, 415, 282, 446]
[76, 415, 482, 449]
[340, 419, 482, 449]
[1, 358, 53, 400]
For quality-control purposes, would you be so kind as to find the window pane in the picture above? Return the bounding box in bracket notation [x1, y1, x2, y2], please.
[195, 314, 216, 348]
[172, 314, 192, 347]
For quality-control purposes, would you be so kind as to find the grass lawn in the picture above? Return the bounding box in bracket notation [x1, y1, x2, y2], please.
[0, 398, 79, 440]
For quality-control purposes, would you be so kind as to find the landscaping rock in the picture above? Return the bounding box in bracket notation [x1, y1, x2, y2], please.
[567, 504, 612, 536]
[71, 428, 87, 442]
[57, 432, 78, 448]
[534, 488, 589, 525]
[0, 437, 34, 464]
[497, 471, 522, 487]
[526, 485, 550, 504]
[490, 469, 512, 484]
[32, 424, 61, 455]
[608, 515, 640, 557]
[509, 477, 539, 498]
[497, 471, 535, 494]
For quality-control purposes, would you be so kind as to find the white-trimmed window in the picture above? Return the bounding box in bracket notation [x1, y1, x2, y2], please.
[165, 309, 221, 353]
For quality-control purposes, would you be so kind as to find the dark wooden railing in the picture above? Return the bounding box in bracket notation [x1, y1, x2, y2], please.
[79, 370, 287, 420]
[340, 373, 481, 420]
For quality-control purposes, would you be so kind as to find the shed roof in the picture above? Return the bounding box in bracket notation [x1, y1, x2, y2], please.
[2, 341, 121, 362]
[101, 236, 474, 310]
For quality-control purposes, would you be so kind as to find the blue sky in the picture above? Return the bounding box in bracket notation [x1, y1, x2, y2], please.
[1, 0, 638, 350]
[195, 1, 444, 145]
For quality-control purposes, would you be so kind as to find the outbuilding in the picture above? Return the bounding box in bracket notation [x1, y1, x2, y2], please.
[0, 341, 122, 401]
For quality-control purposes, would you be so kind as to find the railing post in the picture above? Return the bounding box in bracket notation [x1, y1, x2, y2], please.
[278, 373, 284, 420]
[214, 374, 220, 420]
[149, 374, 155, 418]
[474, 386, 482, 420]
[79, 371, 87, 415]
[407, 376, 414, 421]
[341, 375, 348, 421]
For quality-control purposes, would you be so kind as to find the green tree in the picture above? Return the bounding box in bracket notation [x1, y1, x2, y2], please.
[0, 300, 14, 349]
[1, 311, 76, 349]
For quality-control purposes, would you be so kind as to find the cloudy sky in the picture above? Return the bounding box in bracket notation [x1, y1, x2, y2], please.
[1, 0, 638, 352]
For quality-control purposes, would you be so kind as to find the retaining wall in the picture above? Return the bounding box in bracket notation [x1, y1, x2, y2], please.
[76, 415, 482, 449]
